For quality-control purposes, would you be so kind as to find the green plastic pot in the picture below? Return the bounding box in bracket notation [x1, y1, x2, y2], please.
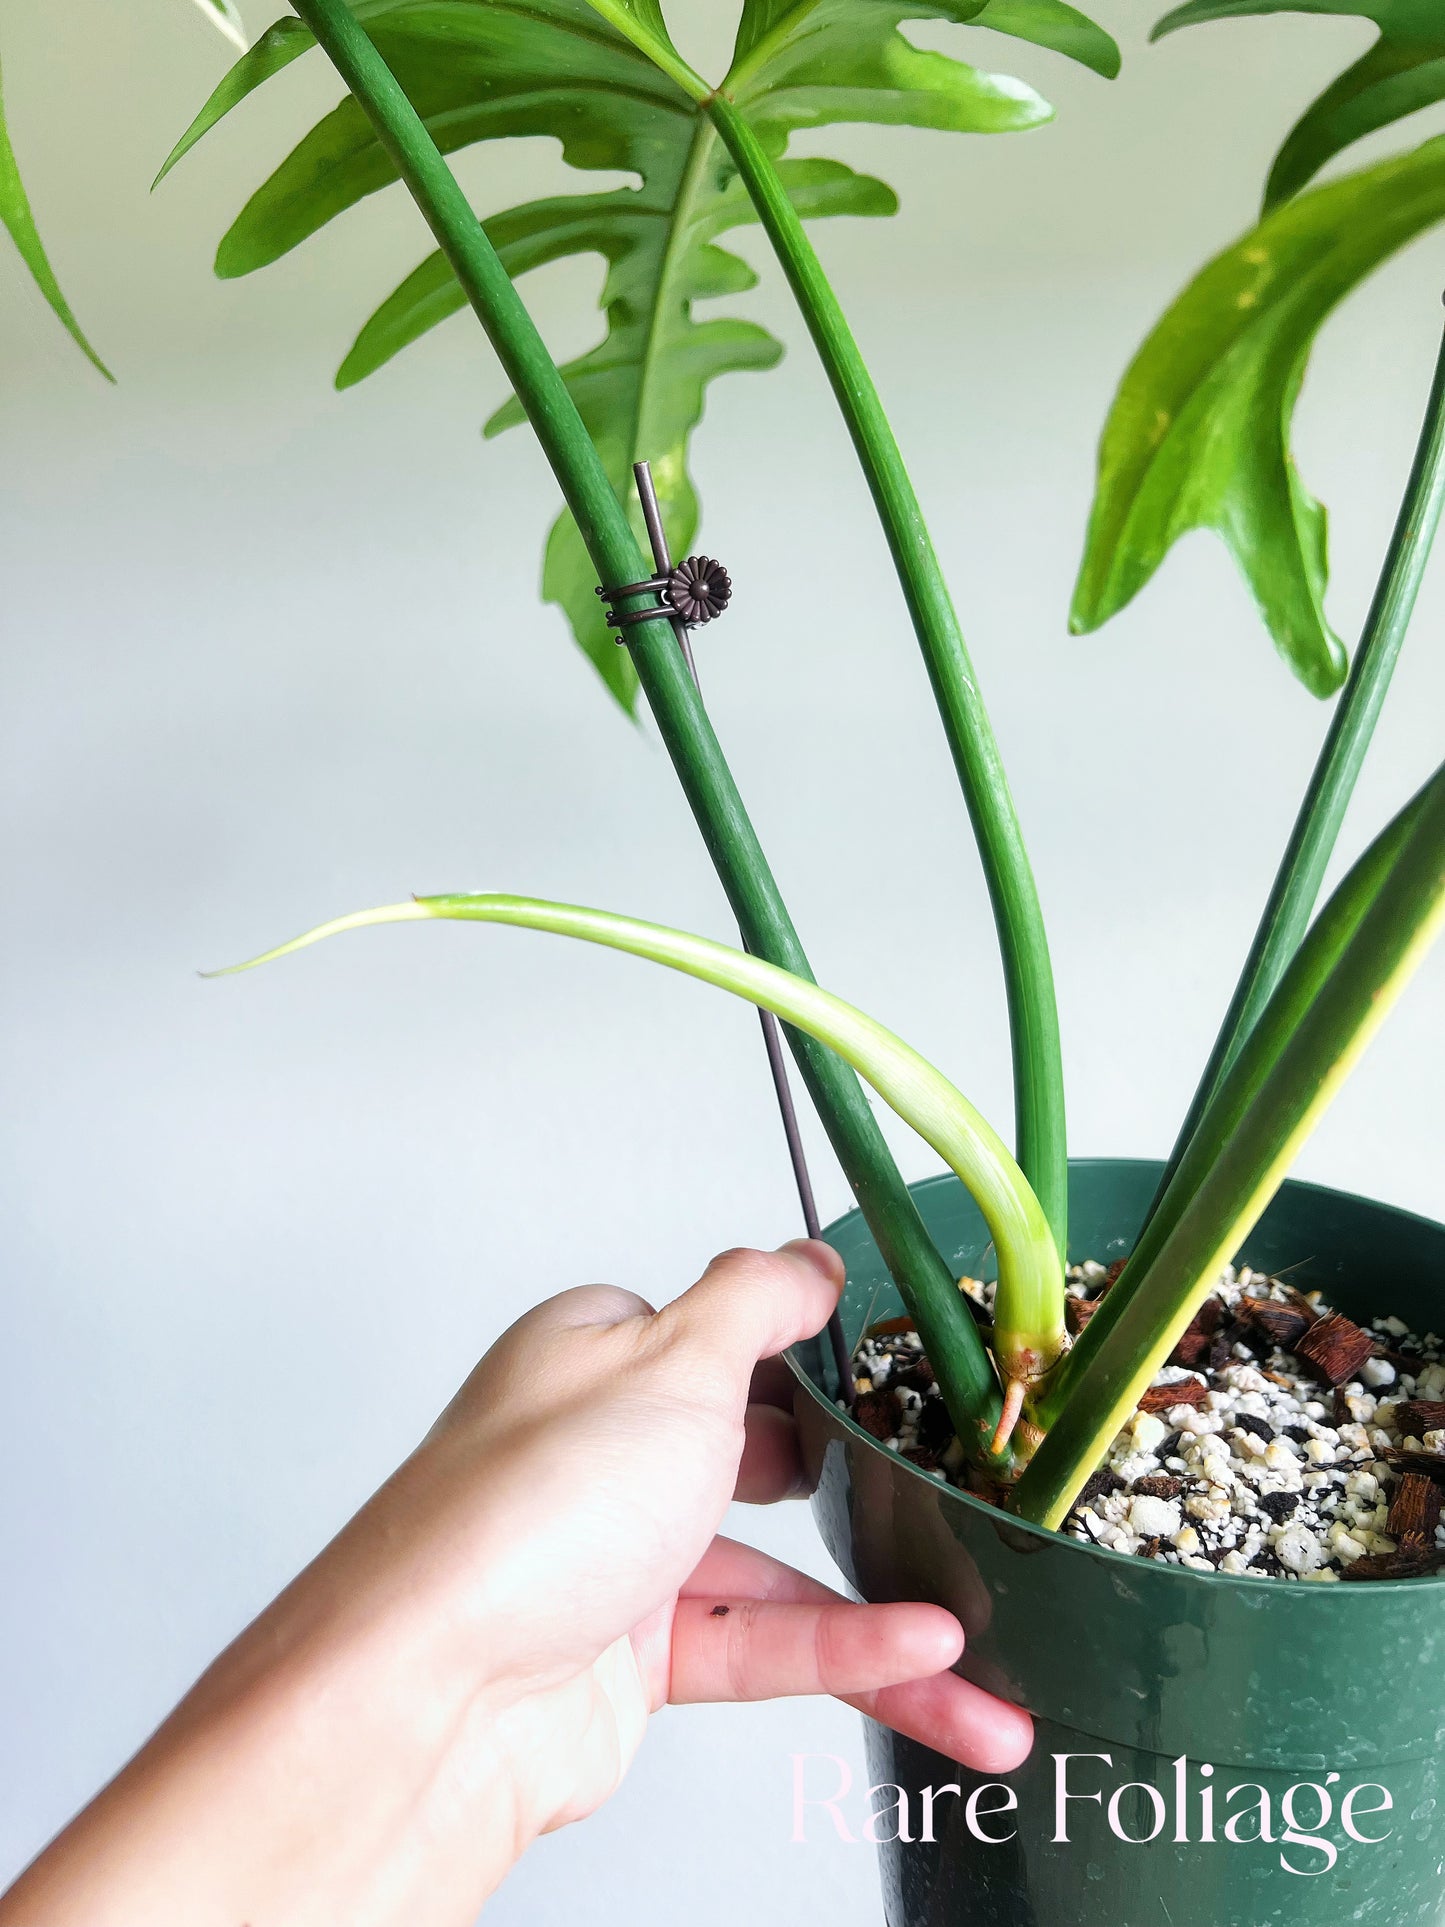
[789, 1160, 1445, 1927]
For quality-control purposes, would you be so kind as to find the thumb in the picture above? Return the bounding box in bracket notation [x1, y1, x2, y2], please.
[657, 1241, 845, 1385]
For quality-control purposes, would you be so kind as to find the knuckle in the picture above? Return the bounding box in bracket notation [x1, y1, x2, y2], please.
[558, 1282, 655, 1323]
[707, 1245, 771, 1276]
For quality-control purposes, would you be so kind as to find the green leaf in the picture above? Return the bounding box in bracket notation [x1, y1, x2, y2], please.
[554, 0, 707, 99]
[1150, 319, 1445, 1204]
[158, 17, 315, 185]
[1015, 760, 1445, 1528]
[959, 0, 1120, 79]
[176, 0, 1114, 705]
[211, 889, 1064, 1388]
[478, 158, 896, 710]
[191, 0, 250, 52]
[726, 0, 1050, 138]
[1155, 2, 1445, 209]
[0, 52, 112, 380]
[1071, 135, 1445, 697]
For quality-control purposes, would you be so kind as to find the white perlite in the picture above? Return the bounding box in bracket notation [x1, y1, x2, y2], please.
[848, 1259, 1445, 1582]
[1128, 1494, 1182, 1539]
[1060, 1263, 1443, 1578]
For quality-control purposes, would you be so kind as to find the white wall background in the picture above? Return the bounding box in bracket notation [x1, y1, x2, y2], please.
[3, 0, 1444, 1917]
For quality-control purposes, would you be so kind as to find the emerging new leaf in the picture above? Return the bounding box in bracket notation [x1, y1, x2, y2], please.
[1071, 135, 1445, 696]
[210, 890, 1066, 1408]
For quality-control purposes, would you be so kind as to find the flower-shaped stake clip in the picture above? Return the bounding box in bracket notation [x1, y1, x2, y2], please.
[597, 539, 732, 651]
[662, 554, 732, 624]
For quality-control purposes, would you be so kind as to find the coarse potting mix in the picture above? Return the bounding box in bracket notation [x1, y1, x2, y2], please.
[849, 1263, 1445, 1581]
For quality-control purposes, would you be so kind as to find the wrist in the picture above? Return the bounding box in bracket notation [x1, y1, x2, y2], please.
[1, 1456, 528, 1927]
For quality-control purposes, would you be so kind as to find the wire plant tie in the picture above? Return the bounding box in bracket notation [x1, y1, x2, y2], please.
[598, 555, 731, 627]
[597, 556, 732, 655]
[610, 461, 855, 1405]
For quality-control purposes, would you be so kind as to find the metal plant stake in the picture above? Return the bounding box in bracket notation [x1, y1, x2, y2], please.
[600, 461, 855, 1401]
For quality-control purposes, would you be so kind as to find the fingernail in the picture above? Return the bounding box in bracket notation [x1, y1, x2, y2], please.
[779, 1238, 845, 1286]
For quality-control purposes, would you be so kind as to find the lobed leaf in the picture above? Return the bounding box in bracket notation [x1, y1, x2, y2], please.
[173, 0, 1115, 706]
[478, 157, 897, 708]
[1155, 2, 1445, 209]
[972, 0, 1120, 78]
[1071, 135, 1445, 696]
[726, 0, 1052, 139]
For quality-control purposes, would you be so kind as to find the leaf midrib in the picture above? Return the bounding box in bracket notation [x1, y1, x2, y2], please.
[625, 0, 847, 478]
[631, 113, 724, 482]
[725, 0, 829, 102]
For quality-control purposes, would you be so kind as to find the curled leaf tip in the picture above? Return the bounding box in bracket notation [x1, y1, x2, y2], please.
[200, 901, 430, 979]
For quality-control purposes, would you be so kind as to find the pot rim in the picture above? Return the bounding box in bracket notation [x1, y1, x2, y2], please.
[787, 1157, 1445, 1600]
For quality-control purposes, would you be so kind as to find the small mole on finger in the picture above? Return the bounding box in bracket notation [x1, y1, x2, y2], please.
[709, 1603, 730, 1617]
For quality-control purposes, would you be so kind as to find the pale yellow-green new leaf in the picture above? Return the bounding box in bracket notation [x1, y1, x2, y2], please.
[211, 890, 1065, 1382]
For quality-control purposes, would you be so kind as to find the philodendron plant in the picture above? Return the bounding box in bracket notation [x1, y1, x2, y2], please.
[11, 0, 1445, 1531]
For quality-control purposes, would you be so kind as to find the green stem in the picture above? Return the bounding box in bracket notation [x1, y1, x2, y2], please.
[1036, 772, 1433, 1429]
[288, 0, 1006, 1463]
[1015, 761, 1445, 1529]
[1153, 319, 1445, 1208]
[706, 94, 1067, 1262]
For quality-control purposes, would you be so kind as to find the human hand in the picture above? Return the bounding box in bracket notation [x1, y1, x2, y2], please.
[0, 1241, 1030, 1927]
[395, 1240, 1033, 1833]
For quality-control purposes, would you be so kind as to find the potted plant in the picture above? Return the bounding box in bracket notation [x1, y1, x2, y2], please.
[8, 2, 1445, 1921]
